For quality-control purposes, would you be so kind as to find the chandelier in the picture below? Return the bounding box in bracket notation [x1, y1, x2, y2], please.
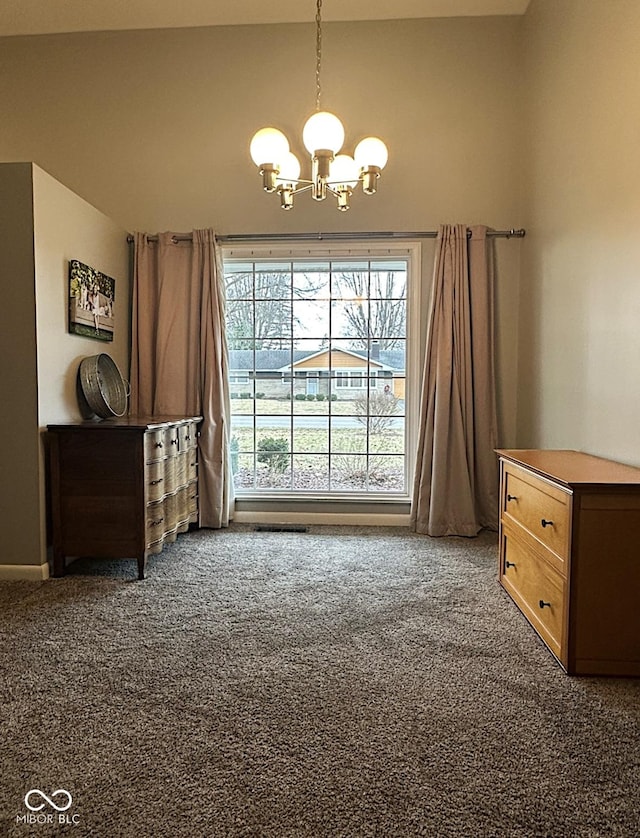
[249, 0, 388, 212]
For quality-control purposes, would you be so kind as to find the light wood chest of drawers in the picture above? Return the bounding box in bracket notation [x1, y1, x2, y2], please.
[497, 449, 640, 676]
[47, 416, 201, 579]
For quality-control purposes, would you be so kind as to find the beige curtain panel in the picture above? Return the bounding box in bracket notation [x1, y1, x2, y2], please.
[130, 230, 233, 528]
[411, 224, 498, 537]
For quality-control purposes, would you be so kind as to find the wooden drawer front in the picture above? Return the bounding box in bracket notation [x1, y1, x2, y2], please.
[164, 426, 180, 456]
[144, 429, 165, 462]
[163, 491, 179, 535]
[503, 464, 571, 566]
[146, 460, 165, 502]
[176, 486, 190, 529]
[176, 451, 188, 485]
[501, 526, 565, 659]
[146, 500, 166, 545]
[163, 454, 178, 493]
[179, 421, 198, 451]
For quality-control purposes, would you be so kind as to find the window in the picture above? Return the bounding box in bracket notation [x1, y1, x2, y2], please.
[334, 370, 371, 388]
[222, 242, 420, 499]
[229, 373, 249, 386]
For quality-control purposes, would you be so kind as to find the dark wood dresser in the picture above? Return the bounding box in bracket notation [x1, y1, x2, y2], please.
[47, 416, 201, 579]
[497, 449, 640, 676]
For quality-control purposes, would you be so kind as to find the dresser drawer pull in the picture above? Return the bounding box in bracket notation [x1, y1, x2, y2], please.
[541, 519, 554, 528]
[150, 517, 164, 526]
[505, 560, 516, 569]
[149, 478, 164, 486]
[539, 599, 551, 609]
[170, 438, 179, 445]
[507, 494, 518, 501]
[154, 441, 163, 448]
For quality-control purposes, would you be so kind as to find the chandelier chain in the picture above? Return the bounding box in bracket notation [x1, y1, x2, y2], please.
[315, 0, 322, 111]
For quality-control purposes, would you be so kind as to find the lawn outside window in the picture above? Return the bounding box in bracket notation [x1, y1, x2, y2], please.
[222, 241, 421, 500]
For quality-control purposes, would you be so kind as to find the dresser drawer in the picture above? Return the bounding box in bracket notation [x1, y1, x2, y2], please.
[175, 451, 188, 485]
[145, 500, 166, 545]
[503, 463, 571, 569]
[145, 460, 165, 502]
[179, 420, 198, 451]
[144, 428, 165, 462]
[500, 524, 566, 660]
[164, 425, 180, 454]
[163, 490, 179, 535]
[163, 452, 178, 493]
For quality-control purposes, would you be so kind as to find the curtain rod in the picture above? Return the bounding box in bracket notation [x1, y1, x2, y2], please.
[126, 228, 525, 244]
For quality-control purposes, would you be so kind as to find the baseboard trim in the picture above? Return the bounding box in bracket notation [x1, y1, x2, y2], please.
[0, 563, 50, 581]
[232, 511, 411, 527]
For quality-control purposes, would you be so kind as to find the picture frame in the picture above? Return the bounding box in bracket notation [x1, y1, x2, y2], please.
[68, 259, 115, 342]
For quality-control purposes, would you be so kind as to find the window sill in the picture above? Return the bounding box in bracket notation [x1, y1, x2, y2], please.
[232, 495, 411, 527]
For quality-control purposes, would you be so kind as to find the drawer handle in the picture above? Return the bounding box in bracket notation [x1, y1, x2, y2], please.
[171, 439, 179, 446]
[541, 519, 554, 528]
[154, 441, 163, 448]
[150, 517, 164, 526]
[539, 599, 551, 609]
[149, 478, 164, 486]
[505, 560, 516, 569]
[507, 494, 518, 501]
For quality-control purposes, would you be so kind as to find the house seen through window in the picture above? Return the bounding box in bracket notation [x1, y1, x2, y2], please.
[223, 248, 415, 497]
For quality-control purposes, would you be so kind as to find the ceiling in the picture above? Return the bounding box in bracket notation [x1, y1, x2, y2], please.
[0, 0, 531, 37]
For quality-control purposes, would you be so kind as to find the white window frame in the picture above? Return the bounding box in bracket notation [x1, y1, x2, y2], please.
[222, 240, 422, 504]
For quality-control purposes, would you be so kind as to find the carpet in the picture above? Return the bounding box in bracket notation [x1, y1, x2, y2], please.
[1, 525, 638, 837]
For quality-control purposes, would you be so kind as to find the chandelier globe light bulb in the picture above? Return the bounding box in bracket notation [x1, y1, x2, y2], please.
[250, 127, 290, 167]
[302, 111, 345, 155]
[354, 136, 389, 171]
[330, 154, 360, 189]
[277, 151, 302, 185]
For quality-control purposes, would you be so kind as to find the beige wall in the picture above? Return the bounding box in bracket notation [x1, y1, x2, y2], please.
[0, 16, 524, 447]
[33, 165, 130, 426]
[0, 18, 523, 234]
[519, 0, 640, 465]
[0, 163, 129, 576]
